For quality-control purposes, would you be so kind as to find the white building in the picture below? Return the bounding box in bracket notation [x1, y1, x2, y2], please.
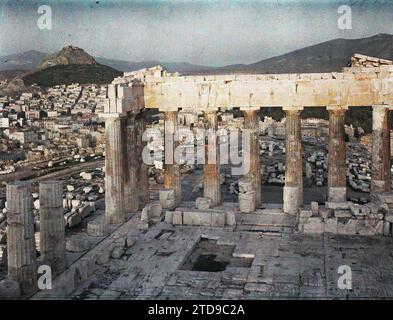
[0, 118, 9, 128]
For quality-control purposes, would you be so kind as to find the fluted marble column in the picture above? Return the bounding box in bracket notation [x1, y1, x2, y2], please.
[327, 106, 347, 202]
[124, 114, 139, 213]
[243, 109, 261, 207]
[371, 105, 391, 197]
[105, 115, 126, 224]
[204, 111, 221, 206]
[39, 181, 66, 274]
[163, 111, 182, 206]
[6, 181, 37, 295]
[283, 107, 303, 215]
[135, 112, 150, 208]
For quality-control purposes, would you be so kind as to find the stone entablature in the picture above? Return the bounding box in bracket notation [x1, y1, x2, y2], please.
[102, 62, 393, 114]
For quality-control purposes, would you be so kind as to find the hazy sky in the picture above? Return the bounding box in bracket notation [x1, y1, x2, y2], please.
[1, 0, 393, 66]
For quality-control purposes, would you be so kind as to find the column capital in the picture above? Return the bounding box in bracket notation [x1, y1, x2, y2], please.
[282, 106, 304, 111]
[159, 107, 180, 112]
[240, 107, 260, 111]
[326, 105, 348, 111]
[372, 104, 393, 112]
[204, 109, 219, 115]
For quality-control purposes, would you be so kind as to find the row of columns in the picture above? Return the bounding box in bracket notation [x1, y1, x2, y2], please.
[284, 104, 392, 214]
[105, 105, 392, 219]
[6, 180, 65, 296]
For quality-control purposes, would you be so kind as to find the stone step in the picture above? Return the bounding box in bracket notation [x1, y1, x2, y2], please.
[235, 224, 294, 234]
[235, 212, 296, 234]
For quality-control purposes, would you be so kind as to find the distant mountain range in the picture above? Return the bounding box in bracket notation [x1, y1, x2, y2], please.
[0, 49, 217, 74]
[214, 33, 393, 74]
[1, 33, 392, 76]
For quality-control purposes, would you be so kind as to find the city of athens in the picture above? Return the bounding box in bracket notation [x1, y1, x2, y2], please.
[1, 0, 393, 307]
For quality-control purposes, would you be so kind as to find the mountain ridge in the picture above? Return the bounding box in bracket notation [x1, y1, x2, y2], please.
[1, 33, 392, 96]
[1, 33, 392, 75]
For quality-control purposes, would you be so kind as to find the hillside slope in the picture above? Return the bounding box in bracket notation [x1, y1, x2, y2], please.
[215, 33, 393, 74]
[22, 63, 122, 87]
[0, 50, 47, 71]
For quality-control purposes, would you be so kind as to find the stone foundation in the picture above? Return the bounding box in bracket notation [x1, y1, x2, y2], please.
[299, 197, 393, 236]
[166, 208, 236, 228]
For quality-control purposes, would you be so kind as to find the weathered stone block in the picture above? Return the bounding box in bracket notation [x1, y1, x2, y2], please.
[79, 205, 94, 219]
[137, 220, 149, 230]
[66, 235, 91, 252]
[183, 211, 211, 227]
[303, 217, 324, 234]
[299, 210, 312, 219]
[111, 246, 124, 259]
[164, 211, 173, 224]
[325, 218, 338, 234]
[140, 206, 149, 222]
[349, 203, 369, 216]
[385, 214, 393, 223]
[326, 202, 350, 210]
[366, 203, 379, 214]
[225, 211, 236, 226]
[319, 207, 331, 220]
[159, 189, 176, 210]
[383, 222, 391, 236]
[334, 209, 352, 218]
[239, 191, 255, 213]
[358, 226, 375, 236]
[381, 193, 393, 204]
[311, 202, 319, 215]
[0, 280, 20, 299]
[375, 221, 384, 235]
[172, 211, 183, 225]
[337, 219, 357, 235]
[195, 197, 212, 210]
[149, 203, 162, 218]
[67, 211, 82, 228]
[238, 179, 253, 193]
[87, 220, 108, 237]
[211, 212, 225, 227]
[299, 217, 308, 225]
[96, 248, 111, 265]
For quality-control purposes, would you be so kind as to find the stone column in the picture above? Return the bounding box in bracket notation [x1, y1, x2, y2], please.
[105, 115, 126, 224]
[39, 181, 66, 274]
[163, 111, 182, 206]
[124, 114, 139, 213]
[6, 181, 37, 295]
[203, 111, 221, 206]
[371, 105, 391, 197]
[243, 109, 261, 207]
[327, 106, 347, 202]
[283, 107, 303, 215]
[135, 112, 150, 207]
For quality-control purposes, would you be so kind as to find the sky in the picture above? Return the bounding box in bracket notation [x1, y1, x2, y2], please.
[0, 0, 393, 66]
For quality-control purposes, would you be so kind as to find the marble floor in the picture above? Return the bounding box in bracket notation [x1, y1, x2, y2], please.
[65, 210, 393, 300]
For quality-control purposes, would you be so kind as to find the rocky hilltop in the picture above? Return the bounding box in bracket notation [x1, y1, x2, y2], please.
[37, 45, 97, 69]
[1, 46, 119, 95]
